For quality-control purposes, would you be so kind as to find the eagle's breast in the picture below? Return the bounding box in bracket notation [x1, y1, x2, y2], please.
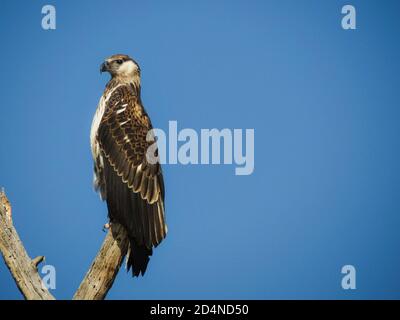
[90, 84, 122, 159]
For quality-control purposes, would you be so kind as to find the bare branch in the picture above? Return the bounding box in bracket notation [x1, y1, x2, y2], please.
[32, 255, 45, 269]
[0, 189, 130, 300]
[73, 223, 129, 300]
[0, 190, 55, 300]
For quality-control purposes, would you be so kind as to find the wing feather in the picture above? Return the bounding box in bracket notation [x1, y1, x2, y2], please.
[97, 84, 166, 249]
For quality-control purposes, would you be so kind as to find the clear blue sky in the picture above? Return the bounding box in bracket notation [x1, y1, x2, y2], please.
[1, 0, 400, 299]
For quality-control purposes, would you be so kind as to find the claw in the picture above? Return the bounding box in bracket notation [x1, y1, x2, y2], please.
[102, 222, 111, 232]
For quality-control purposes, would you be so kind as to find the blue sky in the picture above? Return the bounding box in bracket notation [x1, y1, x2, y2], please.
[1, 0, 400, 299]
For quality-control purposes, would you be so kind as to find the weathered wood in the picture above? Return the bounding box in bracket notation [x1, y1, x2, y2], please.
[73, 223, 129, 300]
[0, 189, 130, 300]
[0, 190, 55, 300]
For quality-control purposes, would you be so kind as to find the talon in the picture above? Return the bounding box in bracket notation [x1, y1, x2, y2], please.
[102, 222, 111, 232]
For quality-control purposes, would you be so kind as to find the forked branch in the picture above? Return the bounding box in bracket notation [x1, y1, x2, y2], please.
[0, 189, 129, 300]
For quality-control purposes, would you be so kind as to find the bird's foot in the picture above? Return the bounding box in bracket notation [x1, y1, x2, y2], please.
[102, 222, 112, 232]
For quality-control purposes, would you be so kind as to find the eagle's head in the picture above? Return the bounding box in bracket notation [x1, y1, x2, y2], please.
[100, 54, 141, 83]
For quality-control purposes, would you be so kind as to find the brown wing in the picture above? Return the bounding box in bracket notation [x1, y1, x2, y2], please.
[97, 84, 166, 249]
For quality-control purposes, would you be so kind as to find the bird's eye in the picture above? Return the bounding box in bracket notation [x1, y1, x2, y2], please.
[116, 60, 123, 65]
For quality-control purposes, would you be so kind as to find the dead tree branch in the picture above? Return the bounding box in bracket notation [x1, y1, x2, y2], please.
[0, 190, 55, 300]
[0, 189, 129, 300]
[73, 223, 129, 300]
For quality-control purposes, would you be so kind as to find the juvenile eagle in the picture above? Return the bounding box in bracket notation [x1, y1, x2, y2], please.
[90, 54, 167, 276]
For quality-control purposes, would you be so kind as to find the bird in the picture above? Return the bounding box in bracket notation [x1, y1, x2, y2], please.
[90, 54, 167, 277]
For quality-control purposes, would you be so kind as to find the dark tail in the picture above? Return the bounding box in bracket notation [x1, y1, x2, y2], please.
[127, 238, 153, 277]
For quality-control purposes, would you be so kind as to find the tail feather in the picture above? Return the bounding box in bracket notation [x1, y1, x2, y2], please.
[127, 238, 153, 277]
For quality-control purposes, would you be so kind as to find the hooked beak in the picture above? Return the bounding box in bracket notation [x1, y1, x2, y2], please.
[100, 62, 109, 74]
